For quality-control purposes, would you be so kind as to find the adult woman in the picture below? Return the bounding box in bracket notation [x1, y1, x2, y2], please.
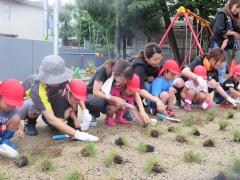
[86, 59, 149, 125]
[131, 42, 166, 113]
[181, 48, 238, 107]
[211, 0, 240, 83]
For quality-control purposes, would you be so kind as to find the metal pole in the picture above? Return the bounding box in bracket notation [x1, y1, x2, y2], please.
[159, 12, 179, 47]
[54, 0, 60, 55]
[43, 0, 48, 40]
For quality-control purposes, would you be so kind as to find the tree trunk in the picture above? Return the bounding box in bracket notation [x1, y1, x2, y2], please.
[160, 0, 181, 65]
[114, 10, 122, 58]
[122, 36, 126, 59]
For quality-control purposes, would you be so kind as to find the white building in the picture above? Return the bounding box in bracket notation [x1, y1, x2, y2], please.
[0, 0, 45, 40]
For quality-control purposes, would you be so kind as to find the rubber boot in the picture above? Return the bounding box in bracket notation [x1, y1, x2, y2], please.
[115, 109, 130, 124]
[0, 130, 16, 149]
[24, 117, 38, 136]
[105, 117, 116, 126]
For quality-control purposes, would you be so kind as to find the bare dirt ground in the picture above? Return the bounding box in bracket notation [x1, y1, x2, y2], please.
[1, 105, 240, 180]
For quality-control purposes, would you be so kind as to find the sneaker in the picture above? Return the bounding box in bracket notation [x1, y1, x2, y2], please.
[184, 102, 192, 111]
[90, 116, 97, 127]
[166, 107, 175, 117]
[24, 119, 38, 136]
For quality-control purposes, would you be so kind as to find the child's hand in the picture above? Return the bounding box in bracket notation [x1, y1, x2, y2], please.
[17, 128, 24, 139]
[140, 111, 150, 124]
[156, 100, 167, 114]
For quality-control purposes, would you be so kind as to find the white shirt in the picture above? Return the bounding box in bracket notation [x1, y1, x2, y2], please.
[185, 80, 208, 93]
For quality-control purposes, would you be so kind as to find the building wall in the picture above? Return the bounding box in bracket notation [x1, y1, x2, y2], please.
[0, 0, 44, 40]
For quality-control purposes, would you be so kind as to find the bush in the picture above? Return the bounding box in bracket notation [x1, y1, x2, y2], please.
[183, 150, 202, 163]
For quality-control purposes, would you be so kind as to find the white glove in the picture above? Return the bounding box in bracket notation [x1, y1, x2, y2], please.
[226, 96, 237, 107]
[74, 130, 98, 142]
[81, 110, 92, 131]
[0, 144, 19, 158]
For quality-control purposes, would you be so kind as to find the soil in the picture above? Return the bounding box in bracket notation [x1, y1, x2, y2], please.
[203, 139, 215, 147]
[227, 113, 234, 119]
[219, 125, 226, 131]
[193, 129, 201, 136]
[115, 138, 124, 146]
[168, 126, 175, 133]
[152, 163, 165, 174]
[113, 155, 123, 164]
[145, 145, 155, 152]
[81, 148, 89, 157]
[14, 156, 28, 168]
[150, 130, 160, 138]
[1, 105, 240, 179]
[176, 135, 187, 143]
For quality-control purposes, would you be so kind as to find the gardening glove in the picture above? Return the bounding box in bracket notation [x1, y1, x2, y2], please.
[81, 110, 92, 131]
[226, 96, 237, 107]
[74, 130, 98, 142]
[0, 144, 19, 158]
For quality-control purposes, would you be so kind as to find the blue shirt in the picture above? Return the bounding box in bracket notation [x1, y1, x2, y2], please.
[150, 76, 174, 97]
[0, 109, 17, 124]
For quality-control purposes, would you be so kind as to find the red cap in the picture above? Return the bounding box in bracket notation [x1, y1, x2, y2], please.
[193, 65, 207, 79]
[127, 74, 140, 92]
[67, 79, 87, 101]
[234, 64, 240, 75]
[0, 79, 24, 107]
[159, 59, 180, 76]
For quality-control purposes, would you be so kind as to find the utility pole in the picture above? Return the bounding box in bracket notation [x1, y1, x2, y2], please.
[43, 0, 48, 40]
[54, 0, 60, 55]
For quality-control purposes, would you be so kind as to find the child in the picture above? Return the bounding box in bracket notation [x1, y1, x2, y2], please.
[105, 74, 149, 126]
[0, 79, 24, 158]
[216, 64, 240, 107]
[181, 65, 211, 111]
[150, 59, 180, 116]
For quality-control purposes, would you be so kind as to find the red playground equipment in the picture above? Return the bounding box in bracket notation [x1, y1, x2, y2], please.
[159, 6, 214, 69]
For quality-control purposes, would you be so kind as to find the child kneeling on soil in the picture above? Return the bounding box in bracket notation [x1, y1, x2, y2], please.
[0, 79, 24, 158]
[150, 59, 180, 116]
[181, 65, 211, 111]
[19, 55, 98, 142]
[42, 79, 93, 132]
[105, 74, 149, 126]
[215, 64, 240, 108]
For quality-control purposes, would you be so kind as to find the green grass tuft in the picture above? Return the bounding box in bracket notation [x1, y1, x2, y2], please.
[81, 142, 97, 157]
[183, 150, 202, 163]
[64, 170, 84, 180]
[183, 115, 194, 127]
[103, 150, 118, 167]
[231, 129, 240, 142]
[218, 119, 231, 131]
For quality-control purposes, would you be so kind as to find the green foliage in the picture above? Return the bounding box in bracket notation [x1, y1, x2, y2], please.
[81, 142, 97, 157]
[144, 156, 158, 174]
[183, 115, 194, 127]
[64, 170, 84, 180]
[231, 129, 240, 142]
[218, 119, 231, 131]
[0, 172, 8, 180]
[137, 142, 146, 153]
[41, 158, 54, 172]
[183, 150, 202, 163]
[103, 150, 118, 167]
[232, 158, 240, 173]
